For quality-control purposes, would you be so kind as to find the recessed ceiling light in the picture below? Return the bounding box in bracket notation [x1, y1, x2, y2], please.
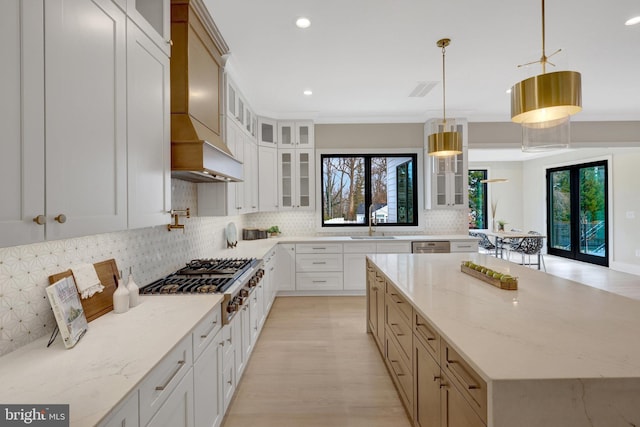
[296, 17, 311, 28]
[303, 89, 313, 96]
[625, 16, 640, 25]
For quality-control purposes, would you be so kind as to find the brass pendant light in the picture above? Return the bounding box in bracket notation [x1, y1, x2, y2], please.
[510, 0, 582, 151]
[428, 38, 462, 157]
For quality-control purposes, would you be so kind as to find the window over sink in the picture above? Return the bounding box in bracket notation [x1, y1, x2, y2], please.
[320, 153, 418, 228]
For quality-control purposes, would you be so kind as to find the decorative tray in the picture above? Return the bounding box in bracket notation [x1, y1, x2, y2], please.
[460, 262, 518, 290]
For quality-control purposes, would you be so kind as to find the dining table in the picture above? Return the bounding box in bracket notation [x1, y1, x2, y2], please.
[474, 229, 547, 268]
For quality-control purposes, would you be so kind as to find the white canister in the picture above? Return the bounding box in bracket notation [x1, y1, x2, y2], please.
[112, 275, 130, 314]
[126, 269, 140, 307]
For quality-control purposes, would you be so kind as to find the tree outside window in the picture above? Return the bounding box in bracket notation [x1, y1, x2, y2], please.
[321, 154, 417, 227]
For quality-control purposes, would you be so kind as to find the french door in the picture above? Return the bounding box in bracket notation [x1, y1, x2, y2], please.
[546, 161, 608, 266]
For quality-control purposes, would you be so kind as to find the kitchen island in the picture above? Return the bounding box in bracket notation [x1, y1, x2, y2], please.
[367, 252, 640, 427]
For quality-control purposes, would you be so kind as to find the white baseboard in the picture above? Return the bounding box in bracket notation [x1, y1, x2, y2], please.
[610, 261, 640, 276]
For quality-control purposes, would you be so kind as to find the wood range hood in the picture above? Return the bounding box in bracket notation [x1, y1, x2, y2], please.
[170, 0, 242, 183]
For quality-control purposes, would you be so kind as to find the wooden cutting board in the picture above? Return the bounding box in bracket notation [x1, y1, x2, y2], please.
[48, 259, 120, 322]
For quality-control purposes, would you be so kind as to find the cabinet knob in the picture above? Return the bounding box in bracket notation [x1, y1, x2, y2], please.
[166, 39, 173, 46]
[54, 214, 67, 224]
[33, 215, 46, 225]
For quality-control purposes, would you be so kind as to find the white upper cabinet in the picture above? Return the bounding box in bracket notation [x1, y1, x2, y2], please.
[126, 0, 171, 56]
[0, 0, 128, 247]
[0, 0, 45, 247]
[225, 75, 256, 138]
[258, 117, 278, 147]
[278, 148, 315, 210]
[44, 0, 128, 240]
[1, 0, 172, 248]
[126, 18, 171, 229]
[424, 118, 468, 210]
[258, 145, 279, 212]
[277, 121, 314, 148]
[243, 137, 259, 213]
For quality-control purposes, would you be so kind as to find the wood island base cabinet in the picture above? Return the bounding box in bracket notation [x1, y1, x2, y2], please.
[367, 260, 487, 427]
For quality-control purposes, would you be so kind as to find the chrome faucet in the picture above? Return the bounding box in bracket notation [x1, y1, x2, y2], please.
[368, 204, 377, 236]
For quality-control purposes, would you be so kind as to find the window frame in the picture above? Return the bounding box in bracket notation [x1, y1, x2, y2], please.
[316, 148, 423, 232]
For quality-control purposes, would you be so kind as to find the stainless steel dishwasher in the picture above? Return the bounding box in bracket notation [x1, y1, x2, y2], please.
[411, 241, 450, 253]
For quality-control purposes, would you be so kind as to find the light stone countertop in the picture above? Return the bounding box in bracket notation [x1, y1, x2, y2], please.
[367, 252, 640, 381]
[0, 294, 223, 426]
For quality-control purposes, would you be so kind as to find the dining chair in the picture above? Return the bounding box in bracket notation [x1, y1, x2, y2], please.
[511, 231, 546, 271]
[469, 231, 495, 254]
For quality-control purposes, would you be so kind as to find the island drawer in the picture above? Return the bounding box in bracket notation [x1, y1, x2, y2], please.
[441, 339, 487, 424]
[413, 311, 440, 360]
[385, 283, 412, 325]
[385, 301, 413, 370]
[385, 333, 413, 411]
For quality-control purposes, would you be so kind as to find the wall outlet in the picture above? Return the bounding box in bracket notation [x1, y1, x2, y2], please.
[636, 249, 640, 257]
[626, 211, 636, 219]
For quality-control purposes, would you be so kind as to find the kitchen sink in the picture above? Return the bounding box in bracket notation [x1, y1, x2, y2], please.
[350, 236, 396, 239]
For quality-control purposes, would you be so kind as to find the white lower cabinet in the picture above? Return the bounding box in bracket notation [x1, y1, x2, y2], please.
[146, 367, 194, 427]
[194, 336, 223, 427]
[99, 391, 139, 427]
[262, 247, 277, 314]
[222, 349, 236, 411]
[275, 244, 296, 291]
[343, 242, 376, 291]
[295, 243, 344, 291]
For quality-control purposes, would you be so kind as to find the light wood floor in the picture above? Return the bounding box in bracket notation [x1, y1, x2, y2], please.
[221, 296, 412, 427]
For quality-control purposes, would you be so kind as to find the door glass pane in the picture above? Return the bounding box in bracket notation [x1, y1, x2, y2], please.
[299, 126, 309, 145]
[281, 126, 292, 145]
[579, 165, 606, 257]
[468, 170, 488, 229]
[550, 170, 571, 251]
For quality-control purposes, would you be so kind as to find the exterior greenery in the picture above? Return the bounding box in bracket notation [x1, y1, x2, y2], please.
[321, 154, 417, 227]
[468, 170, 488, 229]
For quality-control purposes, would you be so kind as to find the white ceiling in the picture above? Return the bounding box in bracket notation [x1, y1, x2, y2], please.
[203, 0, 640, 125]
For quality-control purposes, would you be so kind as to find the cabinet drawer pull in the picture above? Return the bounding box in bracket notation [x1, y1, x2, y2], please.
[312, 280, 327, 283]
[389, 323, 405, 337]
[390, 360, 405, 377]
[311, 247, 327, 250]
[389, 293, 404, 304]
[312, 261, 327, 265]
[200, 320, 218, 339]
[416, 323, 436, 341]
[447, 359, 480, 390]
[155, 360, 186, 391]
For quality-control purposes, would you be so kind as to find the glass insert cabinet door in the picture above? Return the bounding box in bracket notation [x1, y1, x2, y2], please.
[547, 161, 608, 266]
[278, 149, 315, 210]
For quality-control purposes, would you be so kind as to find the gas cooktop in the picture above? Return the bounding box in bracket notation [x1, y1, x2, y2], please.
[140, 258, 259, 295]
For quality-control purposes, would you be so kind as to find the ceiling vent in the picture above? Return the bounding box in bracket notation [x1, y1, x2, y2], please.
[409, 81, 438, 97]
